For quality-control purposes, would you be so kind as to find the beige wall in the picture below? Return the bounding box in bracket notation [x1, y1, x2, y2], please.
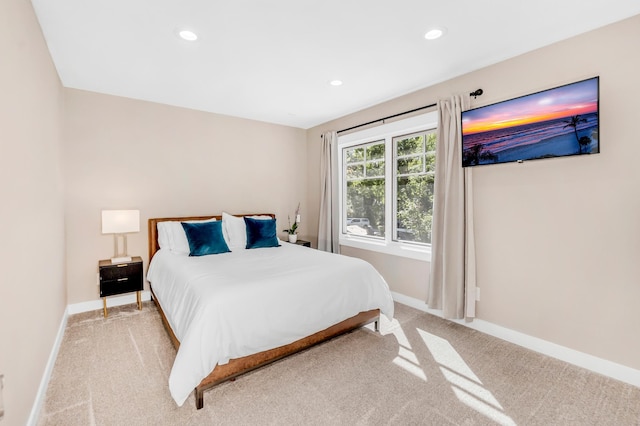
[0, 1, 66, 424]
[308, 15, 640, 370]
[340, 247, 430, 301]
[63, 89, 308, 304]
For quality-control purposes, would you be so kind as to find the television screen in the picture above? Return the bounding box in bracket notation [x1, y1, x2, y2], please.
[461, 77, 599, 167]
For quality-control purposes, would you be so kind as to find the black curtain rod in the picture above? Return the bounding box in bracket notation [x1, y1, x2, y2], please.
[330, 88, 484, 136]
[337, 103, 436, 135]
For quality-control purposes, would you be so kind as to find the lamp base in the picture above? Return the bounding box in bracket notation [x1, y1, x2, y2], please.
[110, 256, 132, 264]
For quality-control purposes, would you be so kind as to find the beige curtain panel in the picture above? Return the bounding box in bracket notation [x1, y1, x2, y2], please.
[428, 95, 477, 319]
[318, 131, 340, 253]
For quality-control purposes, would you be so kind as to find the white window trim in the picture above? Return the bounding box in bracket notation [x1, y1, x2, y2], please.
[338, 111, 438, 262]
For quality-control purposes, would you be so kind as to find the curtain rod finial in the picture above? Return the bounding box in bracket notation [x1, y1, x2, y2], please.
[470, 89, 483, 99]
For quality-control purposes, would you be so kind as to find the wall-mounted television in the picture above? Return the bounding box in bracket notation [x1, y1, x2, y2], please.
[461, 77, 599, 167]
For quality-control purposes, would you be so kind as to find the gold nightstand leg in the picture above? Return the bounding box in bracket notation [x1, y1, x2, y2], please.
[103, 298, 107, 318]
[137, 291, 142, 310]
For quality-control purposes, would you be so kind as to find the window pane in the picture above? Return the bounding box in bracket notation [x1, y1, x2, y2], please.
[366, 144, 385, 160]
[397, 135, 424, 156]
[366, 160, 385, 177]
[396, 174, 434, 244]
[346, 164, 364, 179]
[425, 152, 436, 173]
[425, 132, 437, 151]
[397, 156, 423, 175]
[346, 147, 364, 163]
[345, 178, 385, 238]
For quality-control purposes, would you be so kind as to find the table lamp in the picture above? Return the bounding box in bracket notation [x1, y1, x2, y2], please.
[101, 209, 140, 263]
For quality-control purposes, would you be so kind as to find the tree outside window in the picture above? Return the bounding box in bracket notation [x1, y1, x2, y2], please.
[394, 130, 436, 244]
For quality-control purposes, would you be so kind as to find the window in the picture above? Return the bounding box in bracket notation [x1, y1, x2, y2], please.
[343, 140, 385, 239]
[338, 112, 438, 261]
[393, 130, 436, 245]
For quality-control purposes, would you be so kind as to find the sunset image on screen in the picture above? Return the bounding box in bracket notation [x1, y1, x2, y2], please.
[461, 77, 599, 167]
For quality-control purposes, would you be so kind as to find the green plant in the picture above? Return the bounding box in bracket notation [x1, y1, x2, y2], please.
[284, 219, 298, 235]
[563, 115, 587, 152]
[283, 203, 300, 234]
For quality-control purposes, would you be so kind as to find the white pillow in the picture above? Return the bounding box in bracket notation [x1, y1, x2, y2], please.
[222, 212, 273, 251]
[157, 223, 171, 250]
[157, 218, 217, 255]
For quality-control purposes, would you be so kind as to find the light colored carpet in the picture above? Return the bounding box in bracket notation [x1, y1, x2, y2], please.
[38, 301, 640, 425]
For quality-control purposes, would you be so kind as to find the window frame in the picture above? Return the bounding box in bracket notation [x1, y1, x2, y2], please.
[392, 129, 437, 246]
[338, 111, 438, 261]
[342, 138, 387, 243]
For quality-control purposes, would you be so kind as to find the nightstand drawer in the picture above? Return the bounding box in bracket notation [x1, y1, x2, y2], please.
[100, 275, 142, 297]
[100, 262, 142, 281]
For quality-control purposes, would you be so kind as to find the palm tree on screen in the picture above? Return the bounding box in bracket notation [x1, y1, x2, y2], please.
[463, 144, 497, 165]
[563, 115, 587, 153]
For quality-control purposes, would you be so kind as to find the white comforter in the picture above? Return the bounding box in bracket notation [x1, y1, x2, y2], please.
[147, 242, 394, 406]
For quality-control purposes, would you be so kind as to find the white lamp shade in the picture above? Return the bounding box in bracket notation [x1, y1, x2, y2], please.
[101, 210, 140, 234]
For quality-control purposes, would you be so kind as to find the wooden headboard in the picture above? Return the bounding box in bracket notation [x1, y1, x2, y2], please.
[148, 214, 275, 261]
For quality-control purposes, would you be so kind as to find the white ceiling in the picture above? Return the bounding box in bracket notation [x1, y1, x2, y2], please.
[31, 1, 640, 129]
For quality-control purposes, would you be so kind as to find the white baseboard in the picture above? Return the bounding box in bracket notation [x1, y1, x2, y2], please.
[27, 307, 68, 426]
[391, 291, 640, 389]
[66, 290, 152, 315]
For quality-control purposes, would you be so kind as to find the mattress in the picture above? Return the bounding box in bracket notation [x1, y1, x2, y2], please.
[147, 241, 394, 406]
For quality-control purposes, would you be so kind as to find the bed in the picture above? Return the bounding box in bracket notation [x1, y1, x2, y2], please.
[147, 214, 394, 409]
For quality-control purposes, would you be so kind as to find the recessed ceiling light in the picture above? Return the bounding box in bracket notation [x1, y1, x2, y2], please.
[424, 28, 445, 40]
[330, 80, 343, 86]
[178, 30, 198, 41]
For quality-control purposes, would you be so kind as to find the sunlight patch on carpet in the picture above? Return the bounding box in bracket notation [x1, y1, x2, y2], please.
[388, 321, 427, 381]
[388, 319, 409, 345]
[392, 346, 427, 381]
[418, 328, 516, 426]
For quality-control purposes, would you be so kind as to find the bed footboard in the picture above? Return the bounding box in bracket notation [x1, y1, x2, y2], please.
[152, 284, 379, 410]
[193, 308, 379, 409]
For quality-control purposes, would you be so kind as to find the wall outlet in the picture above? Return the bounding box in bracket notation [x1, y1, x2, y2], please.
[0, 374, 5, 420]
[476, 287, 481, 301]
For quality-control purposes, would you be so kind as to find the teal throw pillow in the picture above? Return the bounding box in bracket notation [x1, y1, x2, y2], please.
[181, 221, 231, 256]
[244, 217, 280, 249]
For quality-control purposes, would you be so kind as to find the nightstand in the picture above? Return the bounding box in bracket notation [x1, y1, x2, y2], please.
[293, 239, 311, 248]
[98, 256, 143, 318]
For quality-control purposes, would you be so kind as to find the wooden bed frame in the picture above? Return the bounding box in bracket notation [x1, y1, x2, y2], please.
[148, 214, 380, 409]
